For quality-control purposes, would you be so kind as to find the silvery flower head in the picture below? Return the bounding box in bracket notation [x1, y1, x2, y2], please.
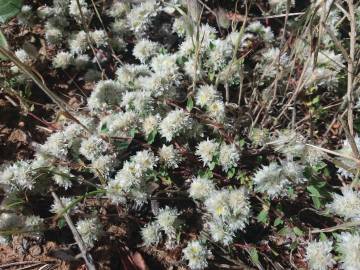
[142, 114, 160, 137]
[206, 221, 234, 246]
[151, 54, 179, 79]
[50, 197, 75, 215]
[337, 232, 360, 270]
[159, 109, 190, 142]
[52, 51, 73, 69]
[246, 21, 274, 42]
[183, 240, 211, 270]
[195, 84, 219, 108]
[120, 90, 153, 113]
[327, 185, 360, 221]
[127, 0, 158, 35]
[219, 143, 240, 172]
[76, 217, 102, 248]
[195, 139, 219, 167]
[156, 206, 179, 235]
[159, 144, 182, 169]
[253, 162, 289, 198]
[69, 31, 89, 54]
[131, 149, 158, 174]
[116, 64, 149, 89]
[53, 166, 73, 190]
[141, 222, 161, 246]
[88, 79, 123, 111]
[79, 135, 110, 162]
[188, 176, 215, 201]
[206, 39, 233, 71]
[69, 0, 92, 23]
[39, 131, 69, 159]
[133, 39, 160, 63]
[0, 160, 34, 190]
[90, 30, 108, 48]
[205, 189, 231, 219]
[106, 2, 129, 18]
[100, 111, 138, 137]
[305, 239, 335, 270]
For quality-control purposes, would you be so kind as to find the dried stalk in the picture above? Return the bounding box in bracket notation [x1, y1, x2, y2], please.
[51, 191, 96, 270]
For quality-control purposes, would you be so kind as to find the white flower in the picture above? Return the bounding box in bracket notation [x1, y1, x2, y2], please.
[305, 239, 334, 270]
[88, 80, 123, 111]
[172, 17, 187, 37]
[195, 139, 219, 167]
[205, 190, 230, 219]
[45, 27, 63, 44]
[195, 85, 219, 108]
[219, 143, 239, 171]
[53, 166, 73, 190]
[183, 240, 211, 270]
[25, 215, 43, 229]
[50, 197, 75, 214]
[253, 162, 288, 198]
[133, 39, 159, 63]
[105, 179, 126, 204]
[111, 19, 128, 34]
[69, 0, 92, 23]
[189, 176, 215, 200]
[69, 31, 89, 54]
[184, 57, 204, 80]
[141, 222, 161, 246]
[127, 0, 158, 34]
[206, 221, 234, 246]
[101, 111, 138, 137]
[206, 39, 233, 71]
[208, 100, 225, 122]
[337, 232, 360, 270]
[91, 154, 117, 177]
[90, 30, 108, 47]
[156, 206, 179, 235]
[246, 21, 274, 42]
[131, 150, 158, 174]
[76, 218, 102, 248]
[151, 54, 179, 78]
[120, 90, 153, 113]
[0, 161, 34, 190]
[327, 186, 360, 221]
[115, 64, 149, 88]
[15, 49, 30, 63]
[40, 131, 68, 159]
[106, 2, 129, 18]
[79, 135, 110, 162]
[142, 114, 160, 137]
[52, 51, 73, 69]
[159, 144, 182, 168]
[159, 109, 190, 142]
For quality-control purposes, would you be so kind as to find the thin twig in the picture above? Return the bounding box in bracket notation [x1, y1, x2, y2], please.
[51, 191, 96, 270]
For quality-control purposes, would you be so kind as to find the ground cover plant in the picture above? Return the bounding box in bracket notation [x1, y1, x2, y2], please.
[0, 0, 360, 269]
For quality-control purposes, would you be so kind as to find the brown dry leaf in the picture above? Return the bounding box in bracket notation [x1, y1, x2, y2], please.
[8, 129, 28, 144]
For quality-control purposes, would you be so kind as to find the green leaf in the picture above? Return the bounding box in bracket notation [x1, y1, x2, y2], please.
[0, 0, 23, 23]
[274, 217, 283, 227]
[249, 248, 260, 265]
[147, 129, 157, 144]
[257, 209, 268, 224]
[114, 140, 130, 151]
[307, 185, 321, 197]
[320, 232, 327, 241]
[186, 97, 194, 112]
[57, 218, 66, 229]
[0, 30, 9, 60]
[227, 167, 236, 179]
[293, 226, 304, 237]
